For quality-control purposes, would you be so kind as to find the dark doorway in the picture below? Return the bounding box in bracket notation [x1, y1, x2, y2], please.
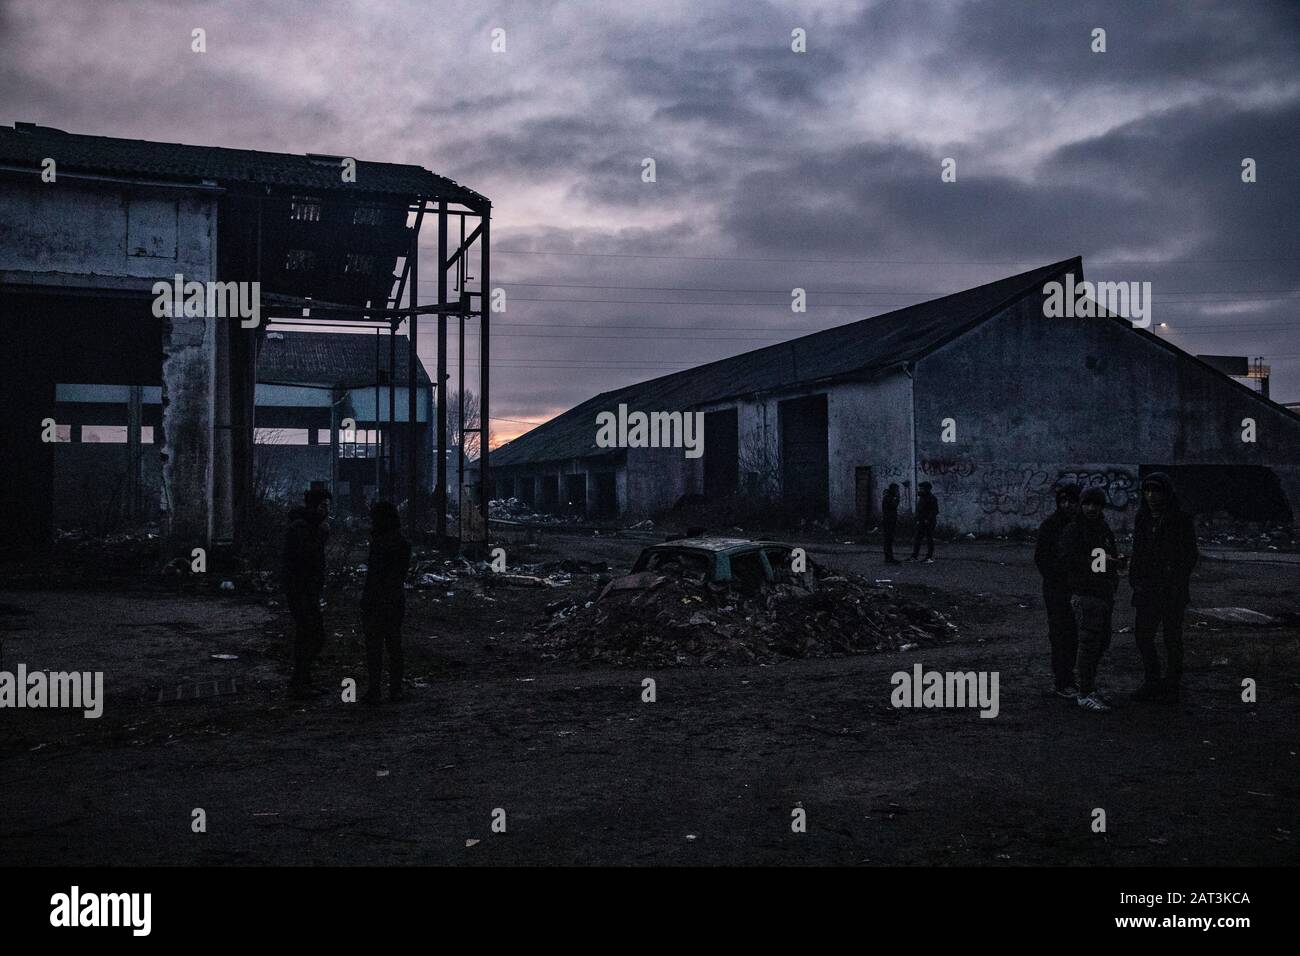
[517, 476, 536, 507]
[591, 472, 617, 517]
[539, 475, 559, 513]
[855, 466, 873, 528]
[564, 473, 587, 516]
[779, 394, 829, 518]
[1, 292, 163, 550]
[704, 408, 739, 498]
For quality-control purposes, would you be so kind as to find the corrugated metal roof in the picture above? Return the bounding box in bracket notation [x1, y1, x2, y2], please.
[0, 123, 486, 204]
[257, 331, 431, 387]
[491, 258, 1080, 467]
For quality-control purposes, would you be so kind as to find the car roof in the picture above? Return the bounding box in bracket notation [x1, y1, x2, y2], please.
[645, 538, 790, 554]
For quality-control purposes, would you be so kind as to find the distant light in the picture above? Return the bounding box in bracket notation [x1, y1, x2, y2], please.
[1158, 322, 1169, 329]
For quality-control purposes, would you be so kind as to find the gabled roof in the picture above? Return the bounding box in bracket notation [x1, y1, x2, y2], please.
[0, 123, 486, 205]
[258, 331, 431, 388]
[491, 257, 1080, 467]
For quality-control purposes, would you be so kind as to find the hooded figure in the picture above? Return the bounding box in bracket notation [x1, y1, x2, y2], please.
[881, 482, 901, 564]
[361, 501, 411, 704]
[1129, 472, 1198, 701]
[910, 481, 939, 562]
[1059, 486, 1122, 711]
[1035, 483, 1080, 696]
[283, 487, 331, 695]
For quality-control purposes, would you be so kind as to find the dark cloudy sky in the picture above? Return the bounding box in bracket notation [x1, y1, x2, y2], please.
[3, 0, 1297, 442]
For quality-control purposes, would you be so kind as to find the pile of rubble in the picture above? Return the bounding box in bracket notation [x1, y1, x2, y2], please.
[488, 497, 582, 526]
[530, 565, 956, 667]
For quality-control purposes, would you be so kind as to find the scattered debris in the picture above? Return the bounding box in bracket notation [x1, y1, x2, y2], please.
[488, 497, 582, 525]
[530, 561, 956, 666]
[1192, 607, 1280, 626]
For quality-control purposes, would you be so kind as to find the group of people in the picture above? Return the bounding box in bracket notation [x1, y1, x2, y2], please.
[281, 485, 411, 703]
[1035, 472, 1198, 712]
[880, 481, 940, 564]
[282, 471, 1196, 712]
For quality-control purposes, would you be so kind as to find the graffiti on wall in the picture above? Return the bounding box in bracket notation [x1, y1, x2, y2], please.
[977, 466, 1052, 516]
[1056, 469, 1137, 510]
[869, 459, 1139, 523]
[920, 458, 977, 478]
[918, 458, 975, 501]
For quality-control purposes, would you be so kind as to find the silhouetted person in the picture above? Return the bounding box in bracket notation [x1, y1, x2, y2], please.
[910, 481, 938, 562]
[1059, 487, 1123, 712]
[283, 486, 331, 697]
[361, 501, 411, 704]
[881, 483, 901, 564]
[1129, 472, 1198, 703]
[1035, 484, 1080, 697]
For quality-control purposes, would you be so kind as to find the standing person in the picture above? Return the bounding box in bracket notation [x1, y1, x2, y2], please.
[283, 485, 332, 698]
[1035, 484, 1080, 698]
[881, 483, 902, 564]
[360, 501, 412, 704]
[910, 481, 939, 563]
[1059, 487, 1123, 712]
[1129, 472, 1198, 703]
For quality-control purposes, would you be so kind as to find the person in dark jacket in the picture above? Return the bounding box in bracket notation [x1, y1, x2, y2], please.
[1129, 472, 1198, 702]
[1035, 483, 1080, 697]
[361, 501, 412, 704]
[1059, 487, 1124, 712]
[881, 483, 902, 564]
[910, 481, 939, 562]
[283, 486, 331, 697]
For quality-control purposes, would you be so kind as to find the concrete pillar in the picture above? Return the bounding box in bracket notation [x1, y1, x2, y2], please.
[212, 322, 236, 542]
[161, 314, 216, 548]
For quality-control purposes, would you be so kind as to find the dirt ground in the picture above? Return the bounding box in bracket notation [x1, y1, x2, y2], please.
[1, 528, 1296, 866]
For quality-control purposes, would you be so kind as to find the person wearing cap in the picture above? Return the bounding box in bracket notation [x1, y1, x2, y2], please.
[1129, 472, 1198, 703]
[360, 501, 412, 704]
[1059, 487, 1124, 712]
[910, 481, 939, 563]
[881, 483, 902, 564]
[1035, 483, 1080, 698]
[283, 485, 332, 697]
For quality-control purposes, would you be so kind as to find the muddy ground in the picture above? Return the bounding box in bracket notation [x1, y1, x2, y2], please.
[1, 528, 1297, 866]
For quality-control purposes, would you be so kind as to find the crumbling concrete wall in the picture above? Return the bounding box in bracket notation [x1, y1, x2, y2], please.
[825, 374, 914, 526]
[913, 292, 1300, 533]
[0, 180, 214, 281]
[623, 445, 699, 517]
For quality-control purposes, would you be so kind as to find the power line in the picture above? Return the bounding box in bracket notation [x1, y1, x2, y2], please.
[497, 280, 1300, 297]
[449, 316, 1300, 337]
[493, 248, 1300, 266]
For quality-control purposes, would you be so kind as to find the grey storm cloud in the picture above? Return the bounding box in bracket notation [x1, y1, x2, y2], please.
[1, 0, 1297, 429]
